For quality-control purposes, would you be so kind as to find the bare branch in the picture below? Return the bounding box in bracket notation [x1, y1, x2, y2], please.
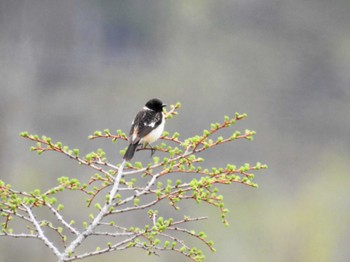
[23, 204, 62, 258]
[0, 233, 38, 239]
[46, 203, 79, 235]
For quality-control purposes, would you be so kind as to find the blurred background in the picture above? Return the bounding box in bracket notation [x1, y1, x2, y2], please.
[1, 1, 350, 261]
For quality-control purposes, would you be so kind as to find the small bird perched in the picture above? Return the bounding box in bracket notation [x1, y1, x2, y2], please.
[123, 98, 166, 160]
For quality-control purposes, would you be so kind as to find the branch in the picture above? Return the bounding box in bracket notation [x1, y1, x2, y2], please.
[59, 160, 126, 261]
[23, 204, 62, 258]
[0, 233, 38, 239]
[22, 134, 115, 181]
[108, 160, 126, 205]
[66, 233, 143, 261]
[46, 203, 79, 235]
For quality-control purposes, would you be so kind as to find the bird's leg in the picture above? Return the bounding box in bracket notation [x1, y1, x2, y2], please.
[143, 142, 155, 157]
[135, 143, 143, 152]
[136, 143, 155, 157]
[149, 144, 155, 157]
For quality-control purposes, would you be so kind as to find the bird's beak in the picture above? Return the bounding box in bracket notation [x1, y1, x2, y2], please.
[162, 104, 167, 108]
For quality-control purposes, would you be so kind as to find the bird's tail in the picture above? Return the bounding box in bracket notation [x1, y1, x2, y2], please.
[123, 143, 138, 160]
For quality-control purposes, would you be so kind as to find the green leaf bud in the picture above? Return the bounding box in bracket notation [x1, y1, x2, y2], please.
[73, 148, 79, 157]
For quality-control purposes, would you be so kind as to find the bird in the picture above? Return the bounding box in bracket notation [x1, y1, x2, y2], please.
[123, 98, 166, 160]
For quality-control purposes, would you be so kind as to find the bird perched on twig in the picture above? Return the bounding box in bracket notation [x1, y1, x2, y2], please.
[123, 98, 166, 160]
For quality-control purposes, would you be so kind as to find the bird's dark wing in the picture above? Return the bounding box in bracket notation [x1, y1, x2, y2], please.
[128, 110, 162, 144]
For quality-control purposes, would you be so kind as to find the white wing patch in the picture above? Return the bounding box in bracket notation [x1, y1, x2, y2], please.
[147, 121, 156, 128]
[140, 114, 165, 145]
